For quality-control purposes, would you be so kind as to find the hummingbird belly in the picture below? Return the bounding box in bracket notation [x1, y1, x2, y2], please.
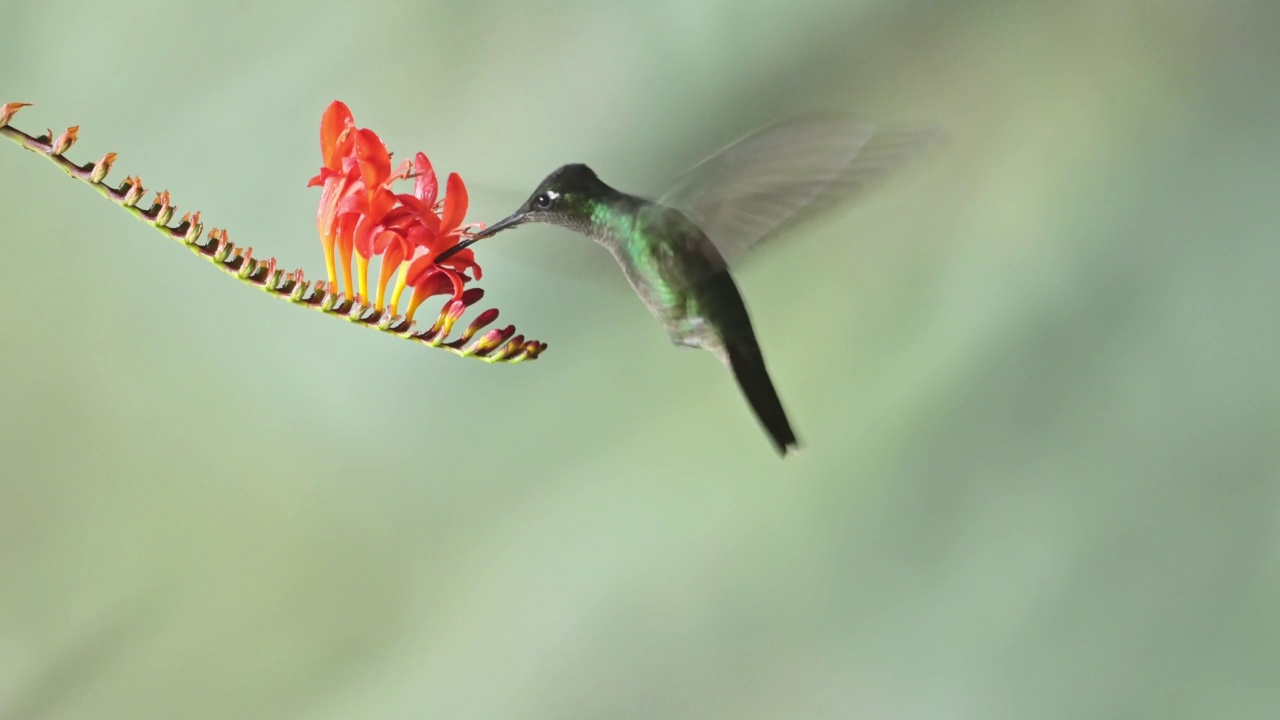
[607, 242, 711, 349]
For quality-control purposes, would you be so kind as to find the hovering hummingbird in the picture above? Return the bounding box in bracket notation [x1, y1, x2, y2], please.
[437, 113, 941, 456]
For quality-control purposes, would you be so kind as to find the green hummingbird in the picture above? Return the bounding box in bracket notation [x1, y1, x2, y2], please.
[437, 112, 940, 456]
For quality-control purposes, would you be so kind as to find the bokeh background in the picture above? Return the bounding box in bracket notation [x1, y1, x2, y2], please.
[2, 1, 1278, 717]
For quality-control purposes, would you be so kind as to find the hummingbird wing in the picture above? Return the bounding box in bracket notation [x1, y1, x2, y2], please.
[657, 112, 944, 269]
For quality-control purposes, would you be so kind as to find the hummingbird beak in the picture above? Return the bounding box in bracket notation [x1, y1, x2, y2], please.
[434, 210, 527, 262]
[472, 209, 529, 240]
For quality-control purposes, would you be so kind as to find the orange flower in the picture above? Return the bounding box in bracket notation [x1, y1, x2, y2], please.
[398, 168, 484, 321]
[0, 99, 547, 363]
[340, 127, 411, 304]
[375, 152, 442, 313]
[306, 101, 358, 295]
[308, 101, 485, 321]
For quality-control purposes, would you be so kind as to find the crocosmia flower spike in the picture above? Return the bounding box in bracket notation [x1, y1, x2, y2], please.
[0, 101, 547, 364]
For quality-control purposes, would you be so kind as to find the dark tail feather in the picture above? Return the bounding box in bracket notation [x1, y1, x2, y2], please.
[724, 342, 799, 456]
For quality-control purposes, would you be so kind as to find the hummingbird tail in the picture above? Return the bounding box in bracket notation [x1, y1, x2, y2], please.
[724, 341, 799, 456]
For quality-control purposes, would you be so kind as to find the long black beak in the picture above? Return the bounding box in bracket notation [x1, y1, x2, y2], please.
[433, 210, 527, 262]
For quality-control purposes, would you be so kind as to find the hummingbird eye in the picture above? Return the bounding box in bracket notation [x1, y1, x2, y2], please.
[533, 193, 553, 209]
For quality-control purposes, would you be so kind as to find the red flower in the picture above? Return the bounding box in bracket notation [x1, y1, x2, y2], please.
[399, 170, 484, 322]
[0, 99, 547, 363]
[306, 101, 357, 294]
[307, 101, 483, 318]
[338, 127, 410, 305]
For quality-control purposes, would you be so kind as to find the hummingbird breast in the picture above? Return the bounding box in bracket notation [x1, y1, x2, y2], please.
[600, 203, 732, 349]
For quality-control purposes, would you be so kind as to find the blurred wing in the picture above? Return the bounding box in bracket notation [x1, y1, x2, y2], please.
[659, 112, 944, 267]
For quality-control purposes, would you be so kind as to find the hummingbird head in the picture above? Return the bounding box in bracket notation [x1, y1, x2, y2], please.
[434, 164, 610, 262]
[480, 163, 608, 235]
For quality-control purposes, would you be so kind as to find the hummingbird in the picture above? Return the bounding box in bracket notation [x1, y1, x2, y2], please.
[437, 113, 941, 456]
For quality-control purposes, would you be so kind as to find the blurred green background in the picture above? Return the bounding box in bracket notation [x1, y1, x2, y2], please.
[2, 1, 1278, 717]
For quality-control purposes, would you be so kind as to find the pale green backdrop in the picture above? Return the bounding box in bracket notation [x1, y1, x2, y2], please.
[1, 1, 1277, 718]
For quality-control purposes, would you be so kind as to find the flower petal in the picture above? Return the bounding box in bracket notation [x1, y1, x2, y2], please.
[316, 174, 351, 238]
[437, 248, 481, 280]
[382, 239, 407, 275]
[371, 227, 399, 255]
[400, 222, 435, 256]
[412, 152, 438, 206]
[414, 270, 455, 299]
[336, 180, 369, 217]
[403, 249, 437, 288]
[395, 195, 442, 233]
[353, 214, 379, 259]
[354, 128, 392, 191]
[376, 239, 408, 310]
[319, 101, 355, 170]
[439, 172, 468, 231]
[368, 185, 398, 222]
[336, 214, 358, 266]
